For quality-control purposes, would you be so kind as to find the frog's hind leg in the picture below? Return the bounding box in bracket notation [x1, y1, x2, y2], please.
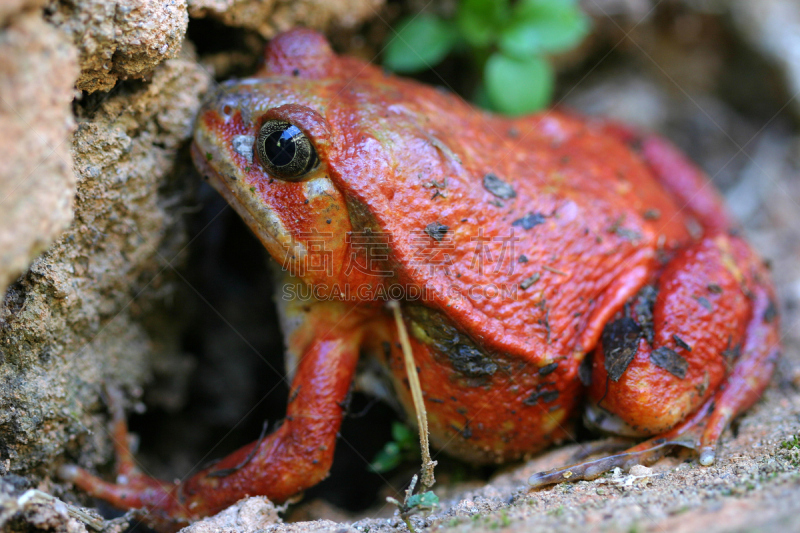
[59, 302, 366, 532]
[601, 123, 782, 460]
[530, 122, 782, 490]
[530, 235, 780, 489]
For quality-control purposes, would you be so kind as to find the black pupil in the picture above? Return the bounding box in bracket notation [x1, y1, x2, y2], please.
[264, 125, 301, 167]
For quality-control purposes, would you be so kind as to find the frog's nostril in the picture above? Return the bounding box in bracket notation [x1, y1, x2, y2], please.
[219, 99, 238, 119]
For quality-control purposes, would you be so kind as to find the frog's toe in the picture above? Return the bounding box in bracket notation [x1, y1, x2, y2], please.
[698, 447, 716, 466]
[529, 399, 711, 489]
[568, 435, 635, 463]
[58, 463, 173, 503]
[528, 440, 674, 489]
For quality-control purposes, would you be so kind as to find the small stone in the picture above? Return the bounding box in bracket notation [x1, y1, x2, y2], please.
[629, 464, 653, 476]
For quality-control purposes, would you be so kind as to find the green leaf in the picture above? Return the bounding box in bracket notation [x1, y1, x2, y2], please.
[370, 423, 420, 472]
[391, 421, 415, 448]
[370, 442, 402, 473]
[499, 0, 590, 58]
[406, 491, 439, 510]
[456, 0, 509, 48]
[485, 52, 554, 115]
[471, 82, 492, 110]
[384, 15, 458, 73]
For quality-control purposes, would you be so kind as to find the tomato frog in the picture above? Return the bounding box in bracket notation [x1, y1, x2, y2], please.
[59, 28, 781, 531]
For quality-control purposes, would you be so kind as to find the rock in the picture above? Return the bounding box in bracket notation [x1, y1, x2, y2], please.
[0, 0, 48, 26]
[188, 0, 383, 38]
[629, 464, 654, 477]
[46, 0, 189, 93]
[180, 497, 281, 533]
[0, 480, 106, 533]
[0, 12, 78, 299]
[0, 44, 211, 478]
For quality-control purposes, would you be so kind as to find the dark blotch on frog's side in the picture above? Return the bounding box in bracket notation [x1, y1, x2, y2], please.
[763, 298, 778, 323]
[694, 295, 713, 311]
[602, 317, 642, 382]
[650, 346, 688, 379]
[633, 285, 657, 343]
[722, 337, 742, 363]
[523, 388, 560, 406]
[672, 334, 692, 352]
[425, 221, 449, 242]
[405, 305, 500, 381]
[452, 344, 499, 378]
[538, 362, 559, 376]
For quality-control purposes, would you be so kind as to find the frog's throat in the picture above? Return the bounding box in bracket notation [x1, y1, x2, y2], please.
[190, 142, 302, 263]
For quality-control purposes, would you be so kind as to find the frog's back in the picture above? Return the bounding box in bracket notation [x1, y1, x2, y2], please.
[211, 28, 695, 369]
[316, 62, 693, 367]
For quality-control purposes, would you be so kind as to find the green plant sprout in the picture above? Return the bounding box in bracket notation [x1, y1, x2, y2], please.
[370, 420, 421, 473]
[385, 474, 439, 533]
[383, 0, 590, 115]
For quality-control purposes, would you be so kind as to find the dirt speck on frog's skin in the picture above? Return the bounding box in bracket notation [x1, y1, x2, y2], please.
[483, 173, 517, 200]
[61, 27, 781, 531]
[425, 221, 449, 242]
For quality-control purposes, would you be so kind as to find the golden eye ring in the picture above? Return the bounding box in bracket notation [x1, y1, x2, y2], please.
[256, 119, 319, 180]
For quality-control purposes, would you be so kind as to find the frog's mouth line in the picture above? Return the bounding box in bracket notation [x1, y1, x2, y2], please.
[190, 141, 305, 265]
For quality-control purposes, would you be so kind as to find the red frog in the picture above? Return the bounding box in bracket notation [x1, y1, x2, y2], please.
[60, 29, 781, 530]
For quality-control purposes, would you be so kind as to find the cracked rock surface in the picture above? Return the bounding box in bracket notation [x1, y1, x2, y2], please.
[46, 0, 189, 93]
[0, 10, 78, 300]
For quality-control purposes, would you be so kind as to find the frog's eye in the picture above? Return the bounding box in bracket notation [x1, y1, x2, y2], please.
[256, 120, 320, 180]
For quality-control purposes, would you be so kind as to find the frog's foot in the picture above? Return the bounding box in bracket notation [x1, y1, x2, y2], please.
[60, 308, 365, 532]
[58, 464, 181, 528]
[58, 386, 182, 528]
[529, 399, 711, 488]
[693, 266, 781, 466]
[568, 436, 635, 463]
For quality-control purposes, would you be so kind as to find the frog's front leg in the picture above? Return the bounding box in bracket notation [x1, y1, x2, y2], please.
[60, 301, 367, 532]
[530, 234, 779, 487]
